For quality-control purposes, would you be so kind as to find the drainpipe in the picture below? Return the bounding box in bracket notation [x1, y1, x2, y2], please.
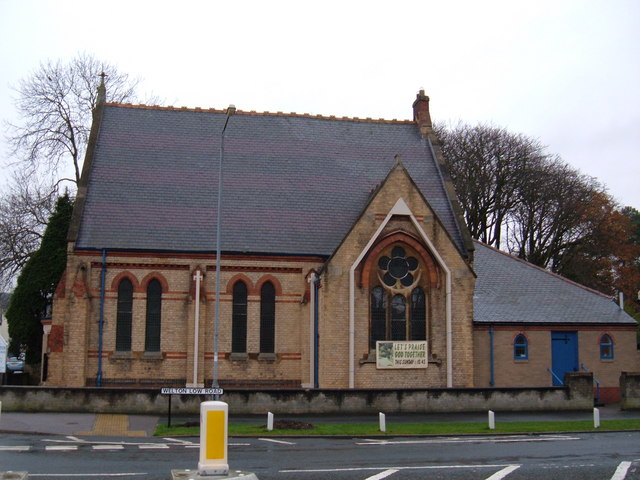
[307, 272, 316, 388]
[190, 269, 203, 387]
[313, 274, 320, 389]
[489, 325, 495, 387]
[97, 249, 106, 387]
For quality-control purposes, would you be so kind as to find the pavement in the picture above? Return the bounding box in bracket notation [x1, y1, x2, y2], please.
[1, 404, 639, 437]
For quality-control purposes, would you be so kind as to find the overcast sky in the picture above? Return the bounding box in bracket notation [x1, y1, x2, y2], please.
[1, 0, 639, 208]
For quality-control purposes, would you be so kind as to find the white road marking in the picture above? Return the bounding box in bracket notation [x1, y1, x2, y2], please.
[163, 437, 196, 445]
[281, 464, 517, 473]
[45, 445, 78, 451]
[92, 444, 125, 450]
[611, 461, 632, 480]
[0, 446, 30, 451]
[259, 437, 296, 445]
[357, 434, 579, 446]
[29, 473, 146, 477]
[485, 465, 521, 480]
[138, 443, 169, 449]
[365, 469, 399, 480]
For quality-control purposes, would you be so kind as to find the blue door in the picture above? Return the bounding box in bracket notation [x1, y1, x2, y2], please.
[551, 331, 579, 386]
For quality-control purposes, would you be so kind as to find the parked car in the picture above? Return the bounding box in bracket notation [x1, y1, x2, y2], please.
[6, 356, 24, 374]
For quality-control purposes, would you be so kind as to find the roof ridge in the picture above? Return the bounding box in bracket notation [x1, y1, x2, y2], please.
[104, 102, 413, 125]
[472, 239, 616, 301]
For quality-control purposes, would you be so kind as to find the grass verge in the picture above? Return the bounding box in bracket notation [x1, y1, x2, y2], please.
[154, 419, 640, 437]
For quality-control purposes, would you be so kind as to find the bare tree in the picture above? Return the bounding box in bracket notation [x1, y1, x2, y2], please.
[435, 122, 548, 248]
[0, 173, 58, 289]
[507, 160, 606, 270]
[6, 52, 144, 184]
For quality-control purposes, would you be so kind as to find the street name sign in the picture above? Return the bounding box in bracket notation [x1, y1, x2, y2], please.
[161, 388, 224, 395]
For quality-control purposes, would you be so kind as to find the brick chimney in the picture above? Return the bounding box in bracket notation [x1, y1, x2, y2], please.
[412, 89, 432, 136]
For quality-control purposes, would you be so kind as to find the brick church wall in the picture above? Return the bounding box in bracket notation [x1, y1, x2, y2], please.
[319, 164, 475, 389]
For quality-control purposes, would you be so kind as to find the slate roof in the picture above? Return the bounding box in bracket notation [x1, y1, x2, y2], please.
[473, 241, 636, 325]
[74, 104, 467, 257]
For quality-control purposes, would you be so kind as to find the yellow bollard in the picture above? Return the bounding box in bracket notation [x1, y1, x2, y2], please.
[198, 401, 229, 476]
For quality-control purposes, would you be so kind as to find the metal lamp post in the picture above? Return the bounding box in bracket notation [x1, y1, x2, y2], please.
[212, 105, 236, 398]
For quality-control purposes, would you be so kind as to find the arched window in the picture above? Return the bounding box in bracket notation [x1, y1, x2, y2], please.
[370, 286, 386, 349]
[231, 281, 248, 353]
[514, 334, 528, 360]
[369, 244, 427, 349]
[115, 278, 133, 351]
[144, 279, 162, 352]
[390, 295, 406, 340]
[600, 334, 614, 359]
[260, 282, 276, 353]
[410, 287, 426, 340]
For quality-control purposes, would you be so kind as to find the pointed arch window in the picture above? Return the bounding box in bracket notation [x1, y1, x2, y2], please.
[260, 282, 276, 353]
[369, 244, 427, 349]
[115, 278, 133, 351]
[231, 281, 248, 353]
[145, 279, 162, 352]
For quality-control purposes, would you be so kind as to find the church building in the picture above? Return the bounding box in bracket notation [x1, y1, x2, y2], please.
[44, 87, 638, 401]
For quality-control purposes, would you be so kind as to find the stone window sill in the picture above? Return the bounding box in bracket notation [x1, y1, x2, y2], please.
[142, 351, 163, 360]
[229, 353, 248, 362]
[258, 353, 276, 363]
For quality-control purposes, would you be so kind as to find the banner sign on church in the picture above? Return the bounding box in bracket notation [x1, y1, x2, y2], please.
[376, 341, 428, 369]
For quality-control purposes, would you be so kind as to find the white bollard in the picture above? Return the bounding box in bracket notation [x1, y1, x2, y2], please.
[379, 412, 386, 432]
[198, 401, 229, 476]
[594, 407, 600, 428]
[488, 410, 495, 430]
[267, 412, 274, 431]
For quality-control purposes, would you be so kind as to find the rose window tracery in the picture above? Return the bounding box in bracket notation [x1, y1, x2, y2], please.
[377, 246, 421, 292]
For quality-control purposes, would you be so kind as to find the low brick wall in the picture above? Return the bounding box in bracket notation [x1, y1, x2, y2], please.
[0, 373, 594, 414]
[620, 372, 640, 410]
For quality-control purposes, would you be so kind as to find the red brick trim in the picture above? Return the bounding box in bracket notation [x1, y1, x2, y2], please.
[360, 231, 439, 288]
[474, 324, 636, 331]
[140, 272, 169, 293]
[225, 274, 254, 295]
[91, 261, 189, 271]
[48, 325, 64, 353]
[598, 332, 617, 345]
[110, 271, 140, 292]
[77, 249, 325, 264]
[255, 275, 283, 296]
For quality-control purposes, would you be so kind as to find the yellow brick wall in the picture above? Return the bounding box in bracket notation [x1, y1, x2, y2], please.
[473, 326, 640, 389]
[318, 164, 475, 388]
[46, 251, 323, 387]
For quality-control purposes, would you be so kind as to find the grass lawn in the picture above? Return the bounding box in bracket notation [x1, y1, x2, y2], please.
[154, 419, 640, 437]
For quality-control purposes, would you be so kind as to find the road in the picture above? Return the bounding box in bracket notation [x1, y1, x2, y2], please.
[1, 431, 639, 479]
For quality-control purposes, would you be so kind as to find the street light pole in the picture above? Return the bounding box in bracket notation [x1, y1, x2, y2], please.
[212, 105, 235, 399]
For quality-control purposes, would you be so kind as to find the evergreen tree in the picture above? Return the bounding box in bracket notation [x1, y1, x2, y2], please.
[6, 193, 73, 364]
